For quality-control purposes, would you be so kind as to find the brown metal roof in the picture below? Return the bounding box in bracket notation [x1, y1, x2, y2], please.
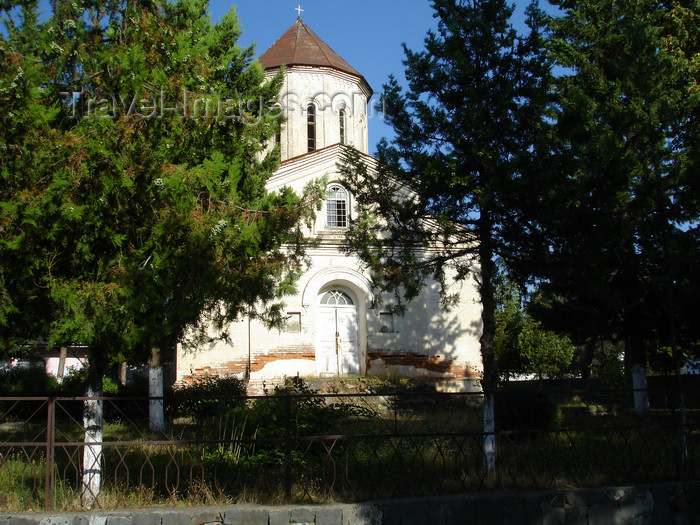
[259, 18, 363, 79]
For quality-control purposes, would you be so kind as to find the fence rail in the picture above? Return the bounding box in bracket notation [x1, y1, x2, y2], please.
[0, 385, 697, 511]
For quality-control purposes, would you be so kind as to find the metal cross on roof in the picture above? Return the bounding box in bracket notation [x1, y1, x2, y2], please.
[295, 4, 303, 17]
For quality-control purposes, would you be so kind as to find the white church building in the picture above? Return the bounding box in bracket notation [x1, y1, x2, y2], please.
[176, 17, 483, 391]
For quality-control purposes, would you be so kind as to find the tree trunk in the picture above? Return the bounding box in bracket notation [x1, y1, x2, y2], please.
[632, 362, 650, 416]
[57, 346, 67, 380]
[671, 334, 687, 468]
[667, 290, 687, 468]
[482, 389, 497, 481]
[478, 211, 499, 484]
[82, 351, 105, 508]
[579, 339, 596, 379]
[148, 346, 165, 433]
[626, 326, 650, 417]
[119, 361, 127, 386]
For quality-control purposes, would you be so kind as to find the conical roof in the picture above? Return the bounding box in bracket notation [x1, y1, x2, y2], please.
[259, 18, 364, 80]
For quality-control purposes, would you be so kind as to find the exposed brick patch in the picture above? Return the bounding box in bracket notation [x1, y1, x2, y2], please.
[367, 351, 479, 379]
[250, 346, 315, 373]
[182, 349, 478, 385]
[180, 346, 315, 384]
[179, 365, 237, 385]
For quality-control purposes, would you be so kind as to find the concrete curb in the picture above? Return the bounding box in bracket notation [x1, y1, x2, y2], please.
[2, 481, 699, 524]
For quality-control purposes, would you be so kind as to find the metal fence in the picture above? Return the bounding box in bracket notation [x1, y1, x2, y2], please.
[0, 385, 697, 511]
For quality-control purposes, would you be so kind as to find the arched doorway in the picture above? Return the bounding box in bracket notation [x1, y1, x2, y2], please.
[316, 288, 360, 376]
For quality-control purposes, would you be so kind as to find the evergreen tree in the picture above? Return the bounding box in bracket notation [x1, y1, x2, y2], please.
[340, 0, 552, 481]
[1, 0, 321, 505]
[0, 0, 56, 346]
[531, 0, 700, 415]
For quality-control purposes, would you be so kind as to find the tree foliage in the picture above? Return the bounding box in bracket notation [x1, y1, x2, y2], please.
[526, 0, 700, 385]
[0, 0, 321, 382]
[1, 0, 323, 505]
[341, 0, 551, 378]
[518, 319, 574, 380]
[340, 0, 553, 480]
[494, 270, 574, 380]
[493, 271, 525, 378]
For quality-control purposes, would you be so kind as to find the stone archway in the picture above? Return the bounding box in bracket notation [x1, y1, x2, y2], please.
[302, 267, 372, 376]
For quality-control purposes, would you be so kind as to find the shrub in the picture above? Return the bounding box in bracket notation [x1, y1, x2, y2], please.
[117, 374, 150, 396]
[355, 376, 417, 394]
[173, 375, 247, 422]
[103, 377, 120, 395]
[56, 366, 89, 396]
[497, 382, 562, 432]
[518, 321, 575, 379]
[249, 376, 372, 440]
[0, 367, 59, 396]
[0, 367, 61, 421]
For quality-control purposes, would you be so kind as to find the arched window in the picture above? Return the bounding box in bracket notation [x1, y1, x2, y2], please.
[326, 184, 349, 228]
[272, 103, 283, 147]
[307, 104, 316, 152]
[339, 108, 346, 144]
[320, 290, 354, 306]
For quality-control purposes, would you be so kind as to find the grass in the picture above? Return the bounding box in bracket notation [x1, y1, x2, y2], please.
[1, 389, 698, 511]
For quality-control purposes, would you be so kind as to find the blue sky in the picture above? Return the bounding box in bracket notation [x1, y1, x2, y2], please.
[29, 0, 552, 153]
[207, 1, 549, 154]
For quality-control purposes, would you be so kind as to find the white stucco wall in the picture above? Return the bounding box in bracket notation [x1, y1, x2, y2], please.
[266, 66, 371, 161]
[176, 249, 483, 388]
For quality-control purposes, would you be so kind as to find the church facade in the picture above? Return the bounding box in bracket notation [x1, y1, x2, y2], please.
[176, 18, 483, 391]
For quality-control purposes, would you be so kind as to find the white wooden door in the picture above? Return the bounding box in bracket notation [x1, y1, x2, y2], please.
[336, 308, 359, 375]
[317, 307, 339, 375]
[316, 290, 359, 376]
